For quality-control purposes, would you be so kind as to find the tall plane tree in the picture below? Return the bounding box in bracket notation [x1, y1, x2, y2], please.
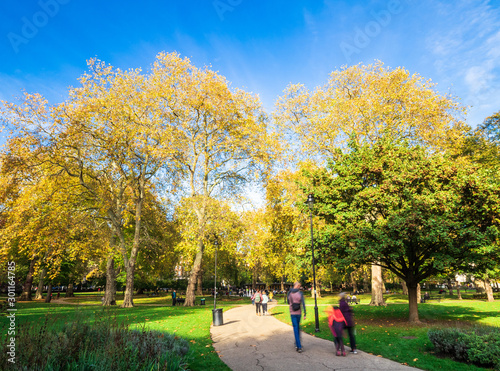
[2, 56, 182, 307]
[151, 52, 274, 306]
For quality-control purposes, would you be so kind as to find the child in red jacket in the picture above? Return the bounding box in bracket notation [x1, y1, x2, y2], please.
[326, 305, 347, 356]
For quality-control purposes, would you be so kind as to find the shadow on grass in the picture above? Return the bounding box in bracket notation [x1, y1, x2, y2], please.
[351, 302, 500, 327]
[270, 311, 284, 316]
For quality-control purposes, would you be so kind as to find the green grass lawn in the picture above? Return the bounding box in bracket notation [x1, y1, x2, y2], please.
[272, 292, 500, 371]
[0, 294, 250, 370]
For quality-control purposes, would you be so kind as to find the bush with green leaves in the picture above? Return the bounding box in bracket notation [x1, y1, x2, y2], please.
[0, 310, 190, 370]
[428, 327, 500, 369]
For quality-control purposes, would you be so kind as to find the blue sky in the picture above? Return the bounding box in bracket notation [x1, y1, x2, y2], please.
[1, 0, 500, 137]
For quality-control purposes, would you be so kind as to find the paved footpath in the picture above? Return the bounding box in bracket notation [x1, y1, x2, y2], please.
[211, 302, 419, 371]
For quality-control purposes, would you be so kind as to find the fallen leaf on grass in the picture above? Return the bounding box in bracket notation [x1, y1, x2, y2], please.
[413, 358, 418, 362]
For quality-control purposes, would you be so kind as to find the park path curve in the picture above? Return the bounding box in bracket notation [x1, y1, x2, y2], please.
[211, 302, 419, 371]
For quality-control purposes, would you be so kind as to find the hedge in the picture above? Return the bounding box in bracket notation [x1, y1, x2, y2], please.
[428, 326, 500, 370]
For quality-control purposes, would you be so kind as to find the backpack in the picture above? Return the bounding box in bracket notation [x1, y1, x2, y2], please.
[254, 293, 261, 303]
[289, 291, 301, 311]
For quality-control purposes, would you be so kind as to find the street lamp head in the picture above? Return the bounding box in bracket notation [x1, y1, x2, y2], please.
[306, 194, 315, 210]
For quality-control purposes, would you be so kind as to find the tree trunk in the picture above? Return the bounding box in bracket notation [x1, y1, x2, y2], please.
[121, 176, 146, 309]
[35, 268, 47, 300]
[136, 287, 144, 295]
[252, 268, 256, 291]
[417, 283, 421, 303]
[196, 269, 203, 295]
[401, 280, 408, 295]
[103, 256, 116, 306]
[447, 278, 453, 295]
[351, 271, 358, 293]
[44, 284, 52, 303]
[281, 275, 285, 292]
[315, 281, 322, 298]
[485, 277, 495, 302]
[457, 286, 462, 300]
[66, 283, 74, 297]
[185, 245, 203, 307]
[362, 266, 370, 291]
[122, 261, 136, 307]
[369, 264, 386, 306]
[407, 282, 420, 323]
[19, 259, 36, 301]
[475, 279, 485, 292]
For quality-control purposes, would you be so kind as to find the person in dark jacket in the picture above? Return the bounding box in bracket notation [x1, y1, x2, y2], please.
[172, 290, 177, 306]
[288, 282, 306, 353]
[339, 292, 357, 354]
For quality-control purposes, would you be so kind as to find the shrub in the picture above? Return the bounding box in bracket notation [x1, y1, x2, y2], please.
[428, 326, 500, 369]
[0, 310, 190, 370]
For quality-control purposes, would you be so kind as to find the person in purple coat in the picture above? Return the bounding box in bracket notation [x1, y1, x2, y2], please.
[288, 282, 306, 353]
[339, 292, 357, 354]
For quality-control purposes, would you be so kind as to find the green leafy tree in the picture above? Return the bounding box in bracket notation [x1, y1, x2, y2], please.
[306, 138, 500, 322]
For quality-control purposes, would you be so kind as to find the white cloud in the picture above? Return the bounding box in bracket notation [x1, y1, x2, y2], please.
[425, 0, 500, 126]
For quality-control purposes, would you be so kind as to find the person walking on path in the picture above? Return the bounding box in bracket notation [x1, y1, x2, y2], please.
[339, 292, 357, 354]
[253, 289, 263, 315]
[326, 305, 347, 356]
[262, 291, 269, 315]
[172, 290, 177, 306]
[288, 282, 306, 353]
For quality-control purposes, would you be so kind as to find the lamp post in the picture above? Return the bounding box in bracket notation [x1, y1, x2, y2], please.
[214, 236, 218, 310]
[306, 194, 320, 332]
[212, 235, 223, 325]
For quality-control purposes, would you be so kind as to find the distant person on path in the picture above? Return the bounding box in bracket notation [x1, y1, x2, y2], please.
[288, 282, 306, 353]
[326, 305, 347, 356]
[254, 289, 263, 315]
[262, 291, 269, 315]
[339, 292, 357, 354]
[269, 291, 274, 302]
[172, 290, 177, 306]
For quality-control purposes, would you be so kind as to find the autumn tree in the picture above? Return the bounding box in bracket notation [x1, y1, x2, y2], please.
[151, 52, 274, 306]
[264, 171, 304, 291]
[276, 61, 468, 305]
[175, 197, 243, 294]
[1, 56, 184, 307]
[305, 138, 499, 322]
[0, 137, 105, 301]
